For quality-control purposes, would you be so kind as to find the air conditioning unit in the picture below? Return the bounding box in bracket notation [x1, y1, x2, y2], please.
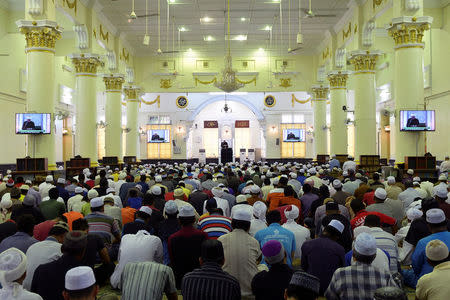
[282, 60, 288, 67]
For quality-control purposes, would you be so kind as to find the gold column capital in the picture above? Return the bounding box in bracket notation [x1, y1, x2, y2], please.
[123, 85, 142, 101]
[348, 50, 382, 74]
[70, 53, 102, 76]
[103, 74, 125, 92]
[16, 20, 62, 53]
[327, 71, 351, 89]
[386, 16, 433, 50]
[311, 85, 330, 100]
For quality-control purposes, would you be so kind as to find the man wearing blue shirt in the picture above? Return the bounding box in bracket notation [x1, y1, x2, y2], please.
[412, 208, 450, 279]
[329, 155, 340, 170]
[254, 210, 296, 267]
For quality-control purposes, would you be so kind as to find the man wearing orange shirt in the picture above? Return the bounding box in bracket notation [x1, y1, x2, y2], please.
[267, 176, 288, 210]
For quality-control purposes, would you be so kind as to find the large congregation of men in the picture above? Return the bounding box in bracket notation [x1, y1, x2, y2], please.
[1, 155, 450, 300]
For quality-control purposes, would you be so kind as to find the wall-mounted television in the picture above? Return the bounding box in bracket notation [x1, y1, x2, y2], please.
[282, 128, 305, 142]
[399, 110, 435, 131]
[148, 129, 169, 143]
[15, 113, 51, 134]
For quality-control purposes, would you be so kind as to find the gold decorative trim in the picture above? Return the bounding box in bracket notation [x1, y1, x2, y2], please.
[353, 70, 376, 75]
[123, 86, 141, 100]
[322, 47, 330, 60]
[99, 24, 109, 43]
[311, 86, 329, 99]
[63, 0, 77, 14]
[195, 77, 217, 86]
[343, 22, 352, 41]
[279, 78, 292, 88]
[160, 79, 172, 89]
[264, 95, 276, 108]
[71, 54, 101, 74]
[349, 51, 379, 72]
[103, 75, 125, 90]
[141, 95, 160, 108]
[388, 23, 430, 47]
[75, 74, 97, 77]
[236, 77, 257, 86]
[26, 49, 55, 54]
[327, 71, 348, 88]
[291, 94, 311, 107]
[176, 96, 188, 108]
[394, 44, 425, 50]
[19, 26, 61, 50]
[120, 48, 129, 62]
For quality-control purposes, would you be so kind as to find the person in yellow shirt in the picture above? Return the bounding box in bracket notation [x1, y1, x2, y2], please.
[19, 185, 30, 202]
[177, 181, 191, 197]
[112, 168, 120, 182]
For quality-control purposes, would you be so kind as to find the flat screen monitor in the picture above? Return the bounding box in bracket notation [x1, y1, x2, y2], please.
[399, 110, 435, 131]
[15, 113, 51, 134]
[283, 128, 305, 142]
[148, 129, 170, 143]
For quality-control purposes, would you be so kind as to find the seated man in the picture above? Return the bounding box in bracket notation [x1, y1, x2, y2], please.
[63, 266, 103, 300]
[284, 271, 320, 300]
[0, 214, 37, 254]
[325, 233, 398, 299]
[416, 240, 450, 300]
[251, 240, 293, 300]
[182, 240, 241, 300]
[122, 206, 154, 235]
[0, 247, 42, 299]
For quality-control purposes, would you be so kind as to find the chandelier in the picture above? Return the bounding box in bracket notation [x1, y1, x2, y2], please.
[214, 0, 244, 93]
[221, 95, 233, 113]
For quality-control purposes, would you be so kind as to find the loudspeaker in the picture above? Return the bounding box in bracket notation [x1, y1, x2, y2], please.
[172, 140, 176, 147]
[276, 138, 279, 146]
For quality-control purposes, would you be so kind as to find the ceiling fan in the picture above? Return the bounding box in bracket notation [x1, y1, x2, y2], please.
[302, 0, 336, 18]
[155, 0, 181, 55]
[128, 0, 158, 21]
[287, 0, 302, 54]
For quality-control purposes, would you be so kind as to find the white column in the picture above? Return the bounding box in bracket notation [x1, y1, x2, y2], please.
[71, 54, 101, 166]
[16, 20, 62, 170]
[349, 50, 381, 161]
[123, 86, 141, 158]
[387, 16, 432, 163]
[103, 74, 125, 160]
[312, 85, 329, 156]
[327, 71, 350, 155]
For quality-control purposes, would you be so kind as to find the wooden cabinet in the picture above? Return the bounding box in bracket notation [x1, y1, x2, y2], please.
[16, 158, 48, 171]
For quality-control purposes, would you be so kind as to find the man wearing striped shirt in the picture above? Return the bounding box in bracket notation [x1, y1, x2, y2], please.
[182, 239, 241, 300]
[364, 214, 399, 274]
[197, 199, 232, 239]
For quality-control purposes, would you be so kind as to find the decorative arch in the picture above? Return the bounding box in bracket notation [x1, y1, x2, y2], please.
[188, 95, 265, 121]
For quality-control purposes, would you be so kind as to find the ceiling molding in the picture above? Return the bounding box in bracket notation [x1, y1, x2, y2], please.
[78, 0, 94, 9]
[332, 0, 358, 35]
[314, 30, 332, 55]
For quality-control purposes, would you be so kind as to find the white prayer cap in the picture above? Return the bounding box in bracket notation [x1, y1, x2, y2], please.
[250, 185, 261, 194]
[165, 200, 178, 214]
[439, 174, 447, 181]
[342, 171, 348, 177]
[353, 225, 371, 238]
[253, 201, 267, 221]
[211, 187, 224, 198]
[118, 172, 127, 180]
[233, 209, 252, 222]
[406, 208, 423, 221]
[155, 175, 163, 182]
[0, 194, 12, 210]
[309, 168, 317, 175]
[266, 171, 273, 178]
[87, 189, 99, 200]
[90, 197, 104, 208]
[290, 172, 297, 179]
[374, 188, 387, 200]
[272, 177, 280, 185]
[279, 166, 286, 172]
[0, 247, 27, 285]
[332, 179, 342, 189]
[236, 194, 248, 204]
[354, 232, 377, 256]
[426, 208, 446, 224]
[328, 219, 344, 233]
[407, 169, 414, 175]
[82, 168, 90, 174]
[174, 188, 184, 198]
[57, 177, 66, 184]
[179, 205, 195, 217]
[25, 179, 32, 185]
[435, 186, 448, 199]
[355, 173, 362, 179]
[387, 176, 396, 184]
[413, 176, 421, 182]
[150, 185, 162, 196]
[65, 266, 96, 291]
[285, 205, 299, 220]
[106, 187, 115, 194]
[45, 175, 53, 182]
[426, 240, 449, 262]
[73, 187, 83, 194]
[139, 206, 153, 216]
[347, 155, 353, 159]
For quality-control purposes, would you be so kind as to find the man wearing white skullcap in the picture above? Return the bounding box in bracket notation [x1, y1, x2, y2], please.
[63, 266, 99, 300]
[398, 180, 421, 211]
[412, 208, 450, 279]
[202, 187, 230, 217]
[287, 172, 302, 196]
[439, 156, 450, 174]
[38, 175, 55, 199]
[416, 240, 450, 300]
[0, 247, 42, 299]
[249, 201, 267, 236]
[326, 233, 397, 300]
[434, 186, 450, 219]
[385, 176, 402, 200]
[433, 174, 448, 196]
[67, 187, 86, 213]
[282, 204, 310, 260]
[0, 193, 13, 223]
[218, 208, 261, 297]
[366, 188, 397, 222]
[342, 156, 357, 173]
